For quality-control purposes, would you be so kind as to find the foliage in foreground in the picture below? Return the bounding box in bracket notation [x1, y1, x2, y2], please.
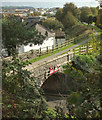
[64, 54, 102, 119]
[2, 54, 47, 118]
[2, 54, 74, 119]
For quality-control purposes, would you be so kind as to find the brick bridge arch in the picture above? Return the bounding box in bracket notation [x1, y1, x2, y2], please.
[41, 72, 73, 94]
[28, 52, 74, 86]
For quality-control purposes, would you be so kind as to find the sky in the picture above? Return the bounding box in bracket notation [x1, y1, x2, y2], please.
[1, 0, 99, 8]
[2, 0, 99, 2]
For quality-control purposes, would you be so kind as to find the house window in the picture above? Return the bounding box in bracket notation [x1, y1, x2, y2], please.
[30, 44, 33, 47]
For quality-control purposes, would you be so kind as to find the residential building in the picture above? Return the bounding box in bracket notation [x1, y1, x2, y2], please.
[18, 24, 55, 53]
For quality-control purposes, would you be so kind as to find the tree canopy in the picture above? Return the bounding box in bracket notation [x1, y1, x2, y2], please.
[56, 3, 78, 29]
[55, 8, 63, 22]
[96, 9, 102, 28]
[62, 11, 77, 28]
[90, 7, 98, 16]
[80, 7, 92, 23]
[42, 18, 63, 31]
[63, 3, 81, 19]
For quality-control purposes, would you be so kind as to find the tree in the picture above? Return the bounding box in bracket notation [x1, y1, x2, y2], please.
[45, 31, 48, 37]
[88, 15, 93, 24]
[93, 16, 97, 23]
[2, 15, 45, 55]
[63, 3, 81, 19]
[55, 3, 80, 30]
[80, 7, 92, 23]
[96, 9, 102, 28]
[62, 11, 77, 29]
[90, 7, 98, 16]
[55, 8, 63, 22]
[42, 18, 63, 31]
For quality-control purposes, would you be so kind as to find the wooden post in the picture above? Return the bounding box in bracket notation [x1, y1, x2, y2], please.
[57, 44, 58, 49]
[61, 42, 62, 47]
[86, 43, 89, 54]
[46, 46, 48, 53]
[73, 49, 75, 55]
[67, 53, 69, 61]
[52, 45, 54, 52]
[80, 47, 81, 55]
[39, 47, 41, 55]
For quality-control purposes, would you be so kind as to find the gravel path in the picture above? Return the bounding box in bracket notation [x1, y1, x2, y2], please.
[26, 38, 90, 69]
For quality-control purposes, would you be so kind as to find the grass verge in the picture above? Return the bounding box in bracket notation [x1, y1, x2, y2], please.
[25, 43, 74, 65]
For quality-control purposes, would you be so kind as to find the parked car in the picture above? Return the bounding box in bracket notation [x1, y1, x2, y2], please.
[1, 49, 8, 57]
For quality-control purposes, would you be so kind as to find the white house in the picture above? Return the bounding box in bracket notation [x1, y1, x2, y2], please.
[2, 23, 66, 57]
[18, 24, 56, 53]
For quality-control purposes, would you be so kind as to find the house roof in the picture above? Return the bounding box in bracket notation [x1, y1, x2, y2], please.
[55, 29, 65, 38]
[35, 24, 55, 37]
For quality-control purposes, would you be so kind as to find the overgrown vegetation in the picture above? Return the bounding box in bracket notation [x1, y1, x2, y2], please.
[63, 54, 102, 119]
[2, 54, 48, 118]
[63, 29, 102, 119]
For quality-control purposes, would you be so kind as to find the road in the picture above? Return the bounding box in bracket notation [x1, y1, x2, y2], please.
[26, 38, 90, 69]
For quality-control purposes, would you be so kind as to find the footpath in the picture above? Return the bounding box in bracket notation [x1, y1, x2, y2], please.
[26, 38, 90, 69]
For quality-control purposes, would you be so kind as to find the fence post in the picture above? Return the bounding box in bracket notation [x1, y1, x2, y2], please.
[39, 47, 41, 55]
[61, 42, 62, 47]
[73, 49, 75, 55]
[67, 53, 69, 61]
[46, 46, 48, 53]
[52, 45, 54, 52]
[67, 40, 69, 44]
[80, 47, 81, 55]
[57, 44, 58, 49]
[86, 43, 89, 54]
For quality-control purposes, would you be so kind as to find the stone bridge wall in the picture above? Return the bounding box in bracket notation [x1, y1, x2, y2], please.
[30, 52, 74, 86]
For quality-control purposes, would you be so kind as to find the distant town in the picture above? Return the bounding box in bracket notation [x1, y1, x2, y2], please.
[2, 6, 59, 17]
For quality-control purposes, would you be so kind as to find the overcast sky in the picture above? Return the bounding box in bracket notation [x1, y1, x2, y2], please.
[2, 0, 99, 2]
[2, 0, 99, 8]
